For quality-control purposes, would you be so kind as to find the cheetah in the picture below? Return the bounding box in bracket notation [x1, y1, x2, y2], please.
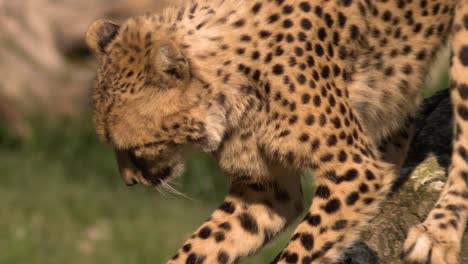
[86, 0, 468, 263]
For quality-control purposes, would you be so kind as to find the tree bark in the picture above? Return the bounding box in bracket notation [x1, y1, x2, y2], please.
[342, 89, 468, 264]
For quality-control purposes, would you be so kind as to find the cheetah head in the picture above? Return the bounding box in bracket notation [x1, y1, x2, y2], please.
[86, 18, 226, 186]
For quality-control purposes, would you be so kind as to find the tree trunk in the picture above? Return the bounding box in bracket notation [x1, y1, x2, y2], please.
[342, 89, 468, 264]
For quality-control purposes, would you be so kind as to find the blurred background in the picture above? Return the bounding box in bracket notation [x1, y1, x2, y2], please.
[0, 1, 449, 263]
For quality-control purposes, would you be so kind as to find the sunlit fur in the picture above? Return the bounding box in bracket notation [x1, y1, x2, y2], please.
[87, 0, 468, 263]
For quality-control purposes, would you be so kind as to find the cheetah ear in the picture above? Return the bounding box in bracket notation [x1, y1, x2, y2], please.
[155, 41, 189, 81]
[86, 19, 120, 55]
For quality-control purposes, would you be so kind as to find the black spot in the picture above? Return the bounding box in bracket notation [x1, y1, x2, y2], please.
[318, 27, 327, 41]
[186, 253, 206, 264]
[218, 222, 231, 230]
[259, 30, 272, 38]
[338, 151, 347, 162]
[353, 154, 363, 163]
[219, 201, 236, 214]
[299, 133, 310, 142]
[323, 198, 341, 214]
[325, 170, 339, 183]
[330, 117, 341, 128]
[382, 10, 392, 22]
[298, 31, 307, 41]
[332, 219, 348, 230]
[302, 93, 311, 104]
[264, 52, 273, 63]
[458, 84, 468, 100]
[315, 44, 324, 56]
[289, 115, 298, 125]
[198, 226, 212, 239]
[268, 14, 280, 23]
[301, 19, 312, 30]
[301, 233, 314, 250]
[384, 67, 394, 76]
[238, 213, 259, 234]
[456, 45, 468, 66]
[433, 213, 445, 219]
[458, 105, 468, 121]
[183, 243, 192, 252]
[299, 2, 311, 12]
[402, 64, 413, 75]
[338, 12, 347, 27]
[322, 241, 334, 252]
[279, 130, 291, 137]
[233, 19, 246, 27]
[283, 19, 294, 28]
[365, 170, 376, 180]
[324, 13, 334, 27]
[283, 5, 294, 14]
[313, 95, 321, 107]
[217, 251, 229, 264]
[359, 183, 369, 193]
[341, 0, 352, 7]
[214, 232, 225, 242]
[302, 256, 313, 264]
[349, 25, 360, 39]
[343, 169, 358, 181]
[306, 213, 321, 226]
[319, 114, 327, 126]
[251, 2, 262, 14]
[311, 138, 320, 151]
[449, 219, 458, 229]
[305, 115, 315, 125]
[321, 66, 330, 78]
[346, 192, 359, 205]
[272, 64, 284, 75]
[236, 48, 245, 55]
[285, 252, 298, 263]
[458, 146, 468, 162]
[316, 185, 331, 199]
[416, 49, 426, 60]
[297, 74, 307, 84]
[320, 152, 333, 162]
[461, 171, 468, 185]
[327, 135, 337, 146]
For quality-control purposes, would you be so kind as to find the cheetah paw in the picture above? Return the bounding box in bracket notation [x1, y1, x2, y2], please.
[402, 223, 460, 264]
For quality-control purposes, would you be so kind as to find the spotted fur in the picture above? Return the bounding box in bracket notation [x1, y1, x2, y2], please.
[86, 0, 468, 263]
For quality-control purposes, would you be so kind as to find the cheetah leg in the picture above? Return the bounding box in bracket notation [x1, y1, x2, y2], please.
[167, 171, 303, 264]
[273, 157, 395, 264]
[402, 5, 468, 263]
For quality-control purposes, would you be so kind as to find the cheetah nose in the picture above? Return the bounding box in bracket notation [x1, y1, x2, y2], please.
[115, 149, 146, 187]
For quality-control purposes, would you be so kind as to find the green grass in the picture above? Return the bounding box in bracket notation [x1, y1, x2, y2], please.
[0, 116, 311, 264]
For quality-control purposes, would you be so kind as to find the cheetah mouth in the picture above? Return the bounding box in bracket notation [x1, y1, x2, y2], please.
[128, 152, 173, 184]
[115, 150, 174, 187]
